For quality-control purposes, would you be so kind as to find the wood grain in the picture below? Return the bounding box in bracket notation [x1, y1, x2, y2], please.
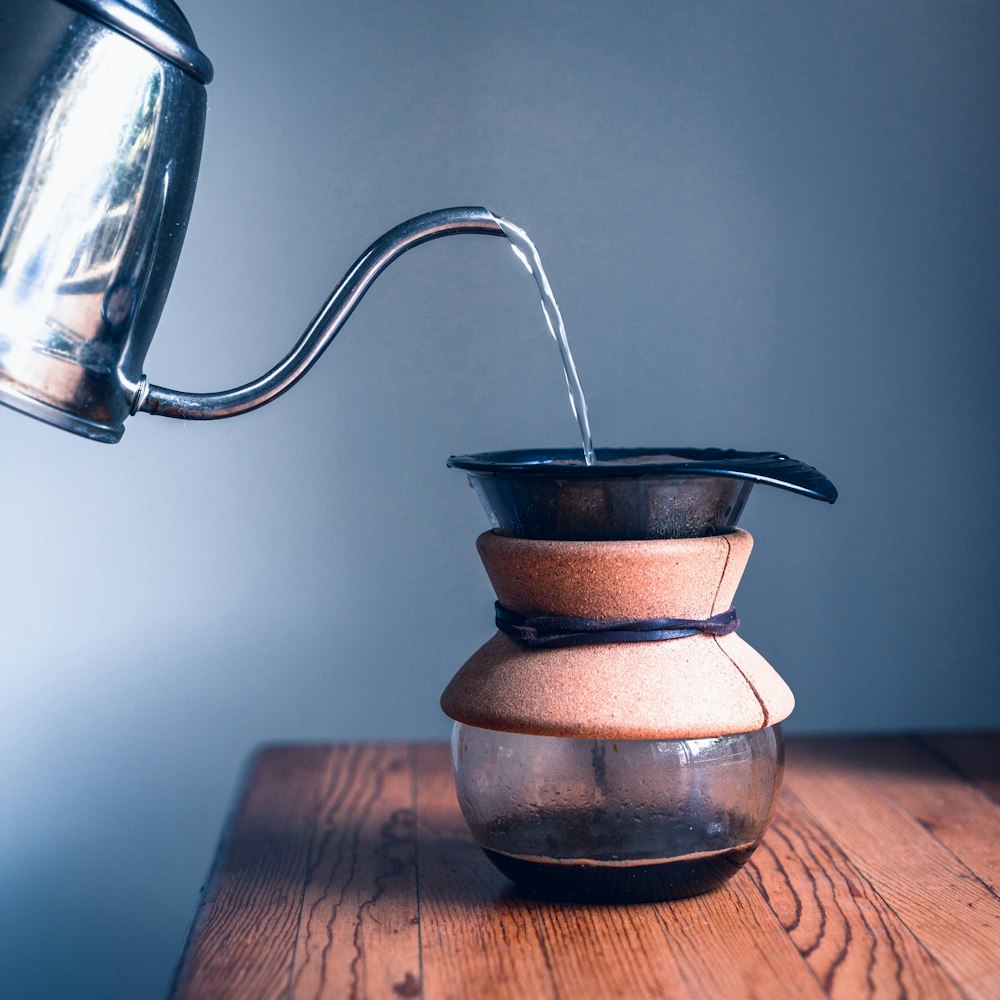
[784, 738, 1000, 1000]
[172, 735, 1000, 1000]
[747, 785, 962, 998]
[286, 744, 420, 1000]
[172, 746, 422, 1000]
[918, 731, 1000, 804]
[839, 737, 1000, 893]
[172, 746, 331, 999]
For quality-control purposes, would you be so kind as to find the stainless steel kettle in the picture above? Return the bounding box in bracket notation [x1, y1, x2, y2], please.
[0, 0, 503, 442]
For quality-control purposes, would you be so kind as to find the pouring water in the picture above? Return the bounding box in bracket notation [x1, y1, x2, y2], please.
[493, 215, 596, 466]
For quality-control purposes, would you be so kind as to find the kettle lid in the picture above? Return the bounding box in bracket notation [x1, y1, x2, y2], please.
[62, 0, 214, 84]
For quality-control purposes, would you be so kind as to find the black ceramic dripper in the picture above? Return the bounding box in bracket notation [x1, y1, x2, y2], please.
[447, 447, 837, 540]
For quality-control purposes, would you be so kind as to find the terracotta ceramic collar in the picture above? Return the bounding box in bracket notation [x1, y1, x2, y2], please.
[441, 529, 793, 740]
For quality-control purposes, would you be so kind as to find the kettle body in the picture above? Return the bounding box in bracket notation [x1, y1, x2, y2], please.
[0, 0, 209, 442]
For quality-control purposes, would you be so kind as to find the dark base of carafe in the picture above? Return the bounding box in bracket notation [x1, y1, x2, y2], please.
[483, 845, 756, 903]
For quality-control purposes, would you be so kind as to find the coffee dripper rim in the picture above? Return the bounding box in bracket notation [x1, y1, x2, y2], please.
[447, 447, 838, 504]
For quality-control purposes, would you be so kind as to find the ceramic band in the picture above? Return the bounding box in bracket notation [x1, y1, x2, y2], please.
[441, 527, 796, 740]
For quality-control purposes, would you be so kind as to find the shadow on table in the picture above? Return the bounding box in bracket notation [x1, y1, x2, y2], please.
[211, 806, 510, 908]
[785, 731, 998, 796]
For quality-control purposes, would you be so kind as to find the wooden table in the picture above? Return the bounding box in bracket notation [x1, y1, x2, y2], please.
[171, 734, 999, 999]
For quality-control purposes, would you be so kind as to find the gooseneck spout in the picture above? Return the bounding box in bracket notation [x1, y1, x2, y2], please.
[137, 207, 506, 420]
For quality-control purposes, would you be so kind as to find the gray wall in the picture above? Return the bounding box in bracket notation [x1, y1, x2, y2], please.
[2, 1, 998, 996]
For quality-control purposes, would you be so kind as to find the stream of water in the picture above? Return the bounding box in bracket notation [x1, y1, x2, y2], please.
[493, 215, 596, 466]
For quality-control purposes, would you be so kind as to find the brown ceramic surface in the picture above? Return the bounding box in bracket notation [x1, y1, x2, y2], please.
[441, 529, 794, 739]
[477, 529, 751, 620]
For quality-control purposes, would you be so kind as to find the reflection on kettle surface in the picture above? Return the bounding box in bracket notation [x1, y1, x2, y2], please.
[0, 3, 207, 439]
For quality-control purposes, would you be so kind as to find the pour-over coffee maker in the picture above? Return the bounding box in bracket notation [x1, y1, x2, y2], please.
[443, 449, 836, 902]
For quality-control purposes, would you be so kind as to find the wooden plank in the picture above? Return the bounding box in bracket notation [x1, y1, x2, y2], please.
[747, 784, 962, 998]
[414, 743, 825, 1000]
[841, 737, 999, 894]
[172, 745, 421, 1000]
[413, 742, 590, 999]
[286, 744, 421, 1000]
[917, 732, 1000, 804]
[617, 873, 827, 999]
[784, 739, 1000, 1000]
[171, 745, 332, 1000]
